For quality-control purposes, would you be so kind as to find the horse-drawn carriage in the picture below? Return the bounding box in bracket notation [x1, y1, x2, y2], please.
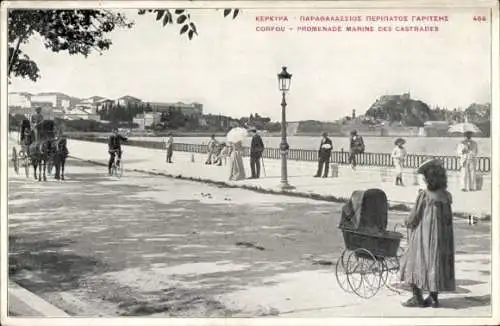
[12, 118, 68, 181]
[335, 189, 407, 298]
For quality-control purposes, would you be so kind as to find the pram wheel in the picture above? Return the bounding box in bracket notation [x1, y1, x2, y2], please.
[335, 249, 352, 293]
[346, 248, 384, 299]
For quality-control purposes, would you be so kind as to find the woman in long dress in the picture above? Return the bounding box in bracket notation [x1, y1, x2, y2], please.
[400, 159, 455, 308]
[457, 131, 478, 191]
[229, 141, 246, 181]
[391, 138, 407, 186]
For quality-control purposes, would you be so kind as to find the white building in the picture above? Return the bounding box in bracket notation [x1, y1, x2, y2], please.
[133, 112, 162, 130]
[8, 92, 32, 108]
[148, 101, 203, 117]
[116, 95, 142, 107]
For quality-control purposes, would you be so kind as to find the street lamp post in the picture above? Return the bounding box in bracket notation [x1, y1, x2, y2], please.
[277, 66, 294, 190]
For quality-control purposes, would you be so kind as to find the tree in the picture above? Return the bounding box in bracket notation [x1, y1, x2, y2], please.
[8, 10, 134, 82]
[8, 9, 240, 83]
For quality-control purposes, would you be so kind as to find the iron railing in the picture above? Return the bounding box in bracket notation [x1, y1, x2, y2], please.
[72, 136, 491, 173]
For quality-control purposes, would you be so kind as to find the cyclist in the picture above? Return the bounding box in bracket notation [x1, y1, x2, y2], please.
[108, 128, 128, 175]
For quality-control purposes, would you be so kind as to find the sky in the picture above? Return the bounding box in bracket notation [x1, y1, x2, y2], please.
[9, 7, 492, 121]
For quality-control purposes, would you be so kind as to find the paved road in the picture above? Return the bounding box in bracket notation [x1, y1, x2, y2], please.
[8, 158, 491, 317]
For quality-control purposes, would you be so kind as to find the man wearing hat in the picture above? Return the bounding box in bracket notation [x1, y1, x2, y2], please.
[165, 133, 174, 163]
[30, 107, 44, 142]
[249, 128, 264, 179]
[456, 131, 478, 191]
[391, 138, 407, 186]
[314, 132, 333, 178]
[348, 130, 365, 170]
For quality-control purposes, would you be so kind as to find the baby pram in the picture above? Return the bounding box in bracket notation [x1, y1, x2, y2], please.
[335, 189, 405, 298]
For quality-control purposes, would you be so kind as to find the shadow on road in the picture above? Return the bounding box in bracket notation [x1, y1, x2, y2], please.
[9, 235, 107, 293]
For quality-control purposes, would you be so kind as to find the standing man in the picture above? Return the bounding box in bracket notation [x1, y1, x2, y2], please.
[249, 128, 265, 179]
[205, 134, 218, 165]
[348, 130, 365, 170]
[30, 107, 44, 142]
[165, 133, 174, 163]
[457, 131, 478, 191]
[315, 132, 333, 178]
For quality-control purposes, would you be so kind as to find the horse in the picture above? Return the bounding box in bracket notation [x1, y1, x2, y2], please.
[28, 139, 51, 182]
[51, 137, 68, 180]
[28, 120, 56, 182]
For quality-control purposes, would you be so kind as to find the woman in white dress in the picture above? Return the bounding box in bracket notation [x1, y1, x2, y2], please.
[391, 138, 407, 186]
[229, 141, 246, 181]
[456, 131, 478, 191]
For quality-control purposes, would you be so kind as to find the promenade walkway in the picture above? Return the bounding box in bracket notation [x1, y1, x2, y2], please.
[64, 138, 492, 218]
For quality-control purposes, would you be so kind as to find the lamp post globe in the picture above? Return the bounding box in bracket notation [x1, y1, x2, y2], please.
[277, 66, 294, 190]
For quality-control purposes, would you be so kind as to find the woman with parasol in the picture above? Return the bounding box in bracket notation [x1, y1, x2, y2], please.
[226, 127, 247, 181]
[449, 122, 480, 191]
[391, 138, 407, 186]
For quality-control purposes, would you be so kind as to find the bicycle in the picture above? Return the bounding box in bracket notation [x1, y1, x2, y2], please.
[109, 149, 123, 178]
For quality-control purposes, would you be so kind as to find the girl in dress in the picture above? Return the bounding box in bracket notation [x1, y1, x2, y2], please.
[400, 159, 455, 308]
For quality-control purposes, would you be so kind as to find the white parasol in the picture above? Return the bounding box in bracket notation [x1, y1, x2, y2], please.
[226, 127, 248, 143]
[448, 122, 482, 134]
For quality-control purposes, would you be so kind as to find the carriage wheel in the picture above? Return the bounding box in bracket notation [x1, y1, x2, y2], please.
[11, 148, 19, 174]
[24, 156, 30, 178]
[335, 249, 352, 293]
[346, 248, 384, 299]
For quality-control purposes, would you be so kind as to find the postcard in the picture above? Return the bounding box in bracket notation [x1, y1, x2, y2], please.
[1, 1, 498, 326]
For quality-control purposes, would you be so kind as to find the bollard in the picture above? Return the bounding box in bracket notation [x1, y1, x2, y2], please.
[468, 214, 478, 225]
[331, 164, 339, 178]
[475, 173, 483, 191]
[191, 154, 195, 163]
[380, 168, 387, 182]
[412, 170, 419, 186]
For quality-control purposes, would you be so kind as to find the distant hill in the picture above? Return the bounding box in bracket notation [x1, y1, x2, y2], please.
[364, 93, 432, 127]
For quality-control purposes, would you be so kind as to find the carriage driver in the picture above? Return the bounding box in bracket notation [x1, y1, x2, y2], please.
[108, 128, 128, 175]
[30, 107, 44, 142]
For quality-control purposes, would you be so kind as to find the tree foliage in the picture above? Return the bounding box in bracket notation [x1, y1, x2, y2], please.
[8, 10, 134, 82]
[137, 8, 240, 40]
[8, 8, 240, 83]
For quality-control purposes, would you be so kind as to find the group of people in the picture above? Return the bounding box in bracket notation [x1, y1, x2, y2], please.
[316, 129, 480, 192]
[315, 130, 365, 178]
[203, 129, 265, 181]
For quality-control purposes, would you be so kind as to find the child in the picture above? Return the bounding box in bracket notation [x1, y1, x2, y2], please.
[391, 138, 407, 186]
[400, 159, 455, 308]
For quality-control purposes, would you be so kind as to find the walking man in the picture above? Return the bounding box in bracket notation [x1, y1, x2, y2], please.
[457, 131, 478, 191]
[30, 107, 44, 142]
[165, 133, 174, 163]
[348, 130, 365, 169]
[205, 134, 218, 165]
[249, 128, 264, 179]
[315, 132, 333, 178]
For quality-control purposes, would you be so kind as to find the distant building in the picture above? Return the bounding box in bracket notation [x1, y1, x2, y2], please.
[64, 106, 101, 121]
[8, 92, 32, 108]
[421, 120, 450, 137]
[116, 95, 142, 107]
[31, 92, 75, 109]
[148, 101, 203, 117]
[132, 112, 162, 130]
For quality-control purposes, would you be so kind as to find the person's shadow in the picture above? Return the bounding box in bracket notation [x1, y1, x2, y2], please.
[436, 294, 490, 309]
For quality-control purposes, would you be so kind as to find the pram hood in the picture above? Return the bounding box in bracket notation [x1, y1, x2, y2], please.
[339, 188, 388, 233]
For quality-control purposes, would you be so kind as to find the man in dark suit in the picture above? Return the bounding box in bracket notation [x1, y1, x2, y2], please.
[249, 128, 264, 179]
[315, 132, 333, 178]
